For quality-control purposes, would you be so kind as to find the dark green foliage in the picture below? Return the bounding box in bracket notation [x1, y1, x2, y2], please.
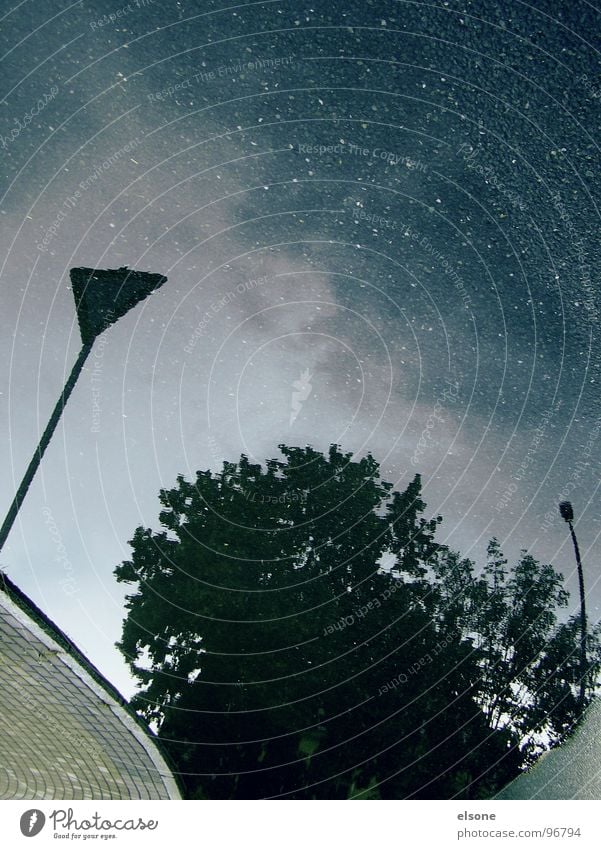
[115, 445, 598, 799]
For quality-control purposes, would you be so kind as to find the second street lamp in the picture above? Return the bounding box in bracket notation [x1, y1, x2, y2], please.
[559, 500, 587, 713]
[0, 266, 167, 555]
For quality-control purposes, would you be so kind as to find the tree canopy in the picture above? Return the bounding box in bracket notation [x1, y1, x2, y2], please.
[115, 444, 600, 799]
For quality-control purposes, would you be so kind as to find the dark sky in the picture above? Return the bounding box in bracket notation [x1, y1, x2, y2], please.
[1, 0, 600, 695]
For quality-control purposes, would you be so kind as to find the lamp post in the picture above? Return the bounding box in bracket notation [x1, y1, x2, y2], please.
[559, 500, 587, 713]
[0, 266, 166, 555]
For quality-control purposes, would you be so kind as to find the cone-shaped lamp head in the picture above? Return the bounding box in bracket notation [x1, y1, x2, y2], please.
[559, 501, 574, 523]
[70, 266, 167, 345]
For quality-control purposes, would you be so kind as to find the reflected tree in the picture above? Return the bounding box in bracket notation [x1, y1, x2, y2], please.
[115, 445, 599, 798]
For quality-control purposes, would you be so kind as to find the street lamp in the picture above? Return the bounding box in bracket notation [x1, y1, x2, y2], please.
[0, 266, 167, 554]
[559, 500, 587, 712]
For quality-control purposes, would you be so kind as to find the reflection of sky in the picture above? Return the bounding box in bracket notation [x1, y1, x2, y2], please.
[1, 1, 600, 695]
